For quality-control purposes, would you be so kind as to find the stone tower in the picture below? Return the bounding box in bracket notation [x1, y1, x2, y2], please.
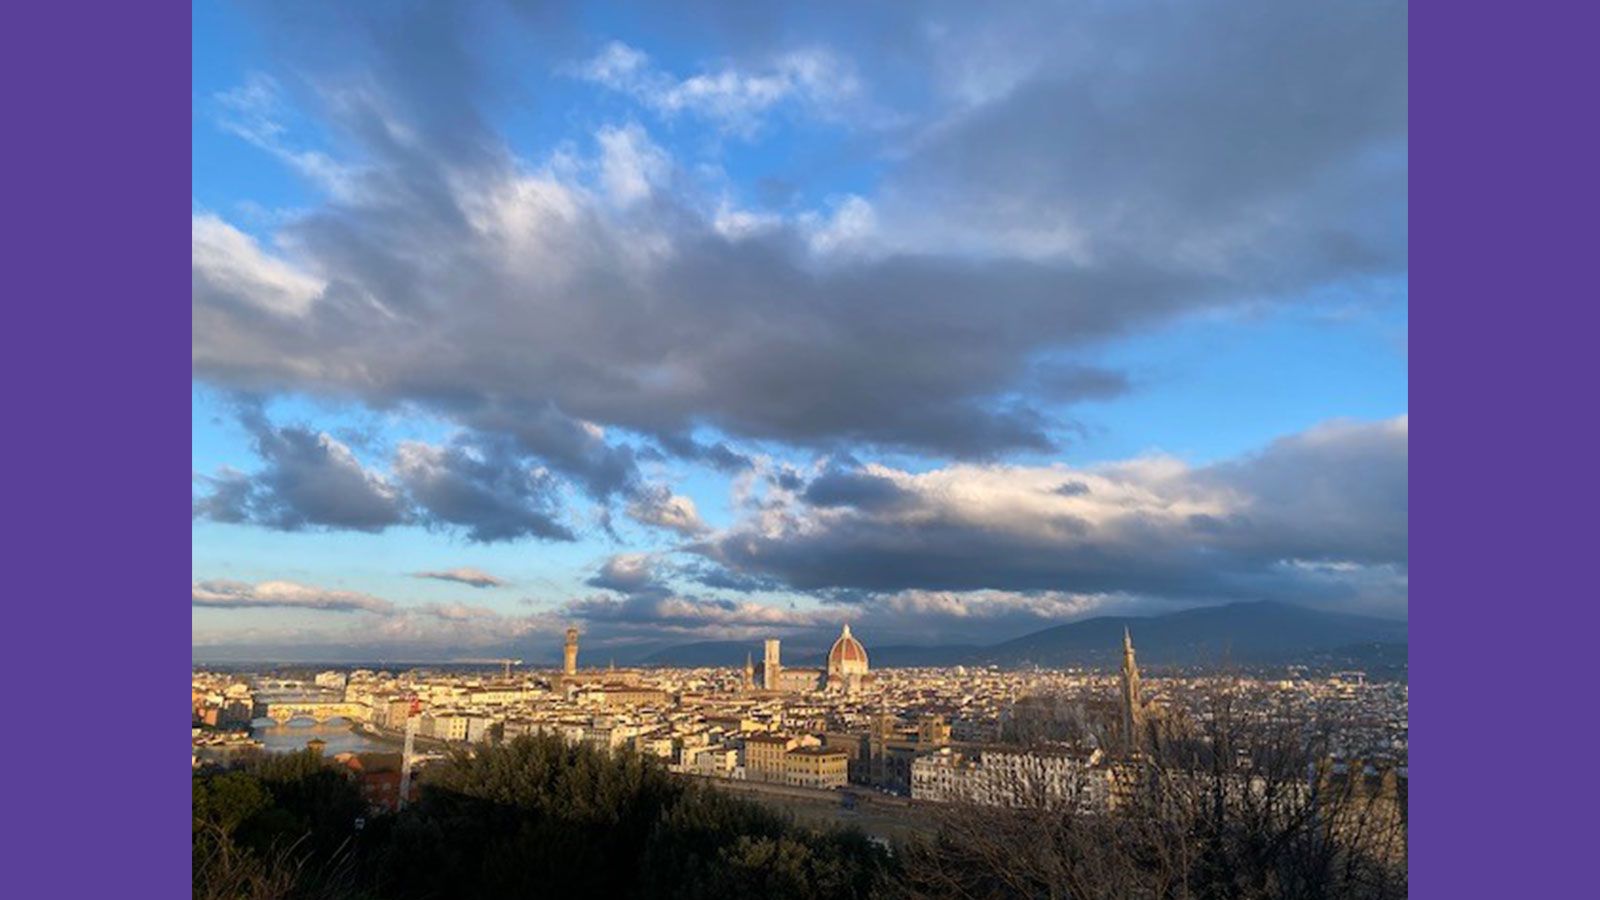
[743, 652, 755, 692]
[1121, 627, 1144, 752]
[763, 638, 781, 691]
[564, 627, 579, 676]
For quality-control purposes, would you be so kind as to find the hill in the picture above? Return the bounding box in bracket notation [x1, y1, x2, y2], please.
[641, 601, 1406, 672]
[974, 601, 1407, 668]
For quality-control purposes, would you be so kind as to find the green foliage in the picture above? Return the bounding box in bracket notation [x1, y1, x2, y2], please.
[363, 734, 893, 899]
[641, 784, 888, 900]
[192, 733, 1403, 899]
[194, 770, 273, 836]
[193, 750, 366, 900]
[193, 735, 895, 899]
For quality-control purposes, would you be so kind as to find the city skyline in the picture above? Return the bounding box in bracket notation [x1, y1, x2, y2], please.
[192, 0, 1408, 663]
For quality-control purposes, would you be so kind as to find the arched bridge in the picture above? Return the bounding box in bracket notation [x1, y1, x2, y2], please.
[257, 701, 371, 725]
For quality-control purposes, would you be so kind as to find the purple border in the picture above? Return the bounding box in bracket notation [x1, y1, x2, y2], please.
[1411, 3, 1593, 898]
[8, 1, 1594, 895]
[7, 1, 191, 894]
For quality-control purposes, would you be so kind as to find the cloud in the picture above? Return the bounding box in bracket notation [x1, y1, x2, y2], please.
[394, 438, 576, 543]
[801, 469, 912, 511]
[194, 408, 575, 543]
[192, 407, 407, 532]
[412, 567, 508, 588]
[192, 579, 395, 613]
[694, 417, 1408, 614]
[192, 213, 325, 318]
[193, 577, 566, 652]
[586, 553, 666, 595]
[194, 0, 1405, 464]
[596, 123, 671, 205]
[878, 0, 1406, 273]
[574, 41, 860, 136]
[625, 485, 708, 536]
[565, 591, 840, 639]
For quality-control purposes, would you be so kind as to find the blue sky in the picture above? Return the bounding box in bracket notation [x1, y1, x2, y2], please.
[192, 0, 1407, 662]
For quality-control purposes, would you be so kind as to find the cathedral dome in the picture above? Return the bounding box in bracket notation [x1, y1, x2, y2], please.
[827, 624, 869, 676]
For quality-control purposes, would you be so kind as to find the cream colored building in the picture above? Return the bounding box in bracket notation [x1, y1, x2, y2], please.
[743, 733, 800, 783]
[783, 746, 850, 789]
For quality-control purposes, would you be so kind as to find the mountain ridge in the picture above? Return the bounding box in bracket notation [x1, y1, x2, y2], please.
[642, 601, 1406, 671]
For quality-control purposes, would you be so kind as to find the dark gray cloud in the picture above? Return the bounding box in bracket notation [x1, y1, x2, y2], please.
[655, 433, 753, 473]
[192, 407, 408, 532]
[412, 567, 508, 588]
[879, 1, 1407, 283]
[193, 411, 577, 543]
[394, 437, 576, 543]
[193, 0, 1406, 466]
[801, 469, 912, 510]
[695, 418, 1408, 613]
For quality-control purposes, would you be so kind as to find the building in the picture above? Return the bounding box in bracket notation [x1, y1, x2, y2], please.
[911, 746, 1111, 812]
[1121, 627, 1145, 753]
[580, 684, 669, 708]
[423, 712, 492, 743]
[743, 733, 800, 783]
[1315, 759, 1408, 866]
[564, 627, 580, 676]
[337, 752, 409, 813]
[685, 744, 740, 777]
[777, 667, 825, 692]
[866, 711, 951, 792]
[822, 732, 870, 783]
[826, 623, 871, 693]
[763, 638, 781, 690]
[783, 747, 850, 790]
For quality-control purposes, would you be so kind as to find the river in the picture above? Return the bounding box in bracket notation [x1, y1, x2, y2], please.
[250, 717, 395, 755]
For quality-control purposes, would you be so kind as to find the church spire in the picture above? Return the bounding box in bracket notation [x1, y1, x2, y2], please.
[1121, 627, 1144, 754]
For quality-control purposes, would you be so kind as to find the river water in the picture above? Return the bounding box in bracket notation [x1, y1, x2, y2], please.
[250, 717, 394, 755]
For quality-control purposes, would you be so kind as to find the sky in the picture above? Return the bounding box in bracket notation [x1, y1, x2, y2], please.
[191, 0, 1408, 664]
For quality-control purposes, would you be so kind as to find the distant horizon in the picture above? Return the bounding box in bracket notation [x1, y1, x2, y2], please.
[193, 599, 1408, 668]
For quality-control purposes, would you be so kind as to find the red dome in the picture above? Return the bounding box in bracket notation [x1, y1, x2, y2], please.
[828, 624, 868, 672]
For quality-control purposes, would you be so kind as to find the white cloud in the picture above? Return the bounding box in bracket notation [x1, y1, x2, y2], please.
[701, 417, 1409, 610]
[192, 579, 395, 614]
[575, 42, 860, 136]
[596, 123, 671, 206]
[194, 578, 564, 649]
[801, 194, 878, 257]
[413, 567, 508, 588]
[625, 487, 707, 536]
[191, 213, 324, 316]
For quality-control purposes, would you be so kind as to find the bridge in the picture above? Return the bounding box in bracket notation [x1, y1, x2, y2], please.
[257, 701, 372, 725]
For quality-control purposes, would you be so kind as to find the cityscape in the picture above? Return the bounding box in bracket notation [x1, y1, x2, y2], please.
[194, 622, 1407, 847]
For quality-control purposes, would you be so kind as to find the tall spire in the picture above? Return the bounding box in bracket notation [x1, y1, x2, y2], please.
[1121, 627, 1144, 754]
